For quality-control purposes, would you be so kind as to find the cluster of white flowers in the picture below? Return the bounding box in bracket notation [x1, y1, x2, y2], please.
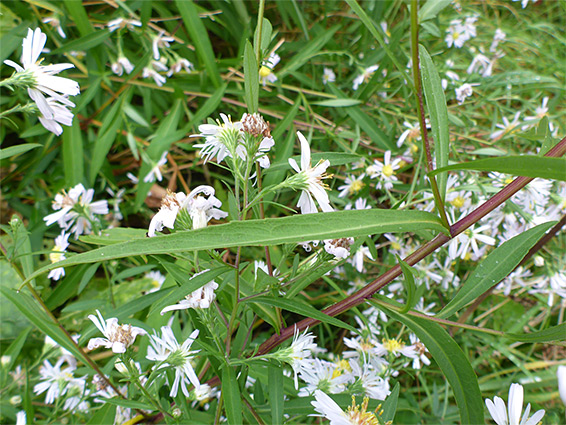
[445, 16, 477, 48]
[4, 28, 80, 135]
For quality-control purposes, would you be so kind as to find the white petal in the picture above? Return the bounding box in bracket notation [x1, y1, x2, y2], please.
[296, 131, 311, 171]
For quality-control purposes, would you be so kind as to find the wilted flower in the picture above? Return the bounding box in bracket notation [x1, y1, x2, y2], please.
[324, 238, 354, 259]
[490, 29, 506, 53]
[161, 269, 219, 314]
[142, 60, 168, 86]
[87, 310, 146, 353]
[107, 18, 142, 32]
[167, 57, 194, 76]
[455, 83, 478, 104]
[111, 55, 134, 76]
[152, 31, 175, 60]
[288, 132, 333, 214]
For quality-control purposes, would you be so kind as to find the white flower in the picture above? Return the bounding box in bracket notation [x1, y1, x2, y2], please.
[152, 31, 175, 60]
[322, 67, 336, 85]
[455, 83, 478, 104]
[16, 411, 26, 425]
[490, 112, 521, 140]
[558, 366, 566, 407]
[408, 334, 430, 370]
[485, 383, 545, 425]
[145, 270, 166, 293]
[297, 358, 350, 397]
[448, 222, 496, 260]
[491, 29, 506, 53]
[107, 18, 142, 32]
[142, 61, 168, 86]
[146, 327, 201, 397]
[147, 191, 186, 237]
[523, 97, 549, 124]
[311, 390, 381, 425]
[288, 132, 333, 214]
[160, 269, 219, 314]
[42, 16, 66, 38]
[111, 55, 134, 76]
[33, 358, 82, 404]
[512, 0, 534, 8]
[396, 121, 421, 148]
[461, 16, 478, 39]
[352, 65, 378, 90]
[4, 28, 79, 129]
[366, 151, 402, 190]
[144, 151, 168, 183]
[167, 57, 194, 76]
[192, 113, 243, 164]
[37, 96, 74, 135]
[284, 328, 319, 389]
[337, 174, 365, 198]
[324, 238, 354, 259]
[87, 310, 146, 353]
[349, 358, 390, 400]
[445, 20, 469, 48]
[47, 232, 70, 281]
[259, 52, 280, 86]
[467, 52, 503, 78]
[442, 70, 460, 90]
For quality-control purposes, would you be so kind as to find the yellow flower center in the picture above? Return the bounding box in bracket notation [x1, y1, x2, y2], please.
[346, 397, 381, 425]
[259, 66, 272, 78]
[398, 160, 407, 168]
[49, 247, 63, 264]
[453, 31, 460, 40]
[151, 279, 161, 288]
[391, 242, 401, 251]
[449, 195, 466, 209]
[350, 179, 365, 194]
[383, 338, 403, 353]
[382, 164, 394, 177]
[410, 143, 419, 154]
[504, 177, 513, 184]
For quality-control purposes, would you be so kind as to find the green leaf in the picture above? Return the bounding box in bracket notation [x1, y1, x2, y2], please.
[80, 228, 147, 245]
[312, 99, 363, 107]
[397, 256, 417, 314]
[2, 327, 31, 371]
[244, 40, 259, 113]
[376, 301, 484, 425]
[428, 156, 566, 181]
[505, 322, 566, 343]
[49, 30, 110, 54]
[102, 398, 152, 410]
[176, 0, 221, 88]
[418, 0, 452, 22]
[149, 267, 230, 316]
[25, 209, 447, 282]
[222, 366, 243, 425]
[419, 44, 449, 200]
[89, 97, 125, 184]
[268, 365, 284, 425]
[438, 222, 556, 319]
[0, 144, 41, 160]
[188, 84, 227, 128]
[86, 404, 116, 425]
[382, 382, 400, 423]
[328, 85, 393, 150]
[246, 296, 356, 333]
[62, 120, 84, 186]
[64, 0, 94, 36]
[254, 18, 273, 54]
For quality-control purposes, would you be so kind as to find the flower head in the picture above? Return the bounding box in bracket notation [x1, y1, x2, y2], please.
[323, 68, 336, 85]
[160, 269, 219, 314]
[144, 151, 168, 183]
[288, 132, 333, 214]
[47, 232, 70, 281]
[87, 310, 146, 353]
[485, 383, 545, 425]
[353, 65, 379, 90]
[192, 113, 243, 164]
[366, 151, 402, 190]
[111, 55, 134, 76]
[152, 31, 175, 60]
[259, 52, 280, 86]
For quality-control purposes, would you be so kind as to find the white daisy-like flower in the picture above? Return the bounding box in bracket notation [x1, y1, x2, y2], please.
[147, 191, 186, 237]
[259, 52, 280, 86]
[485, 383, 545, 425]
[160, 269, 219, 314]
[455, 83, 478, 104]
[107, 18, 142, 32]
[352, 64, 379, 90]
[33, 358, 83, 404]
[349, 358, 390, 400]
[324, 238, 354, 259]
[42, 16, 66, 38]
[111, 55, 134, 76]
[167, 57, 194, 76]
[37, 96, 74, 135]
[442, 70, 460, 90]
[490, 29, 506, 53]
[523, 97, 549, 126]
[373, 337, 418, 361]
[490, 112, 521, 140]
[448, 222, 496, 261]
[366, 151, 402, 190]
[311, 390, 381, 425]
[277, 327, 319, 389]
[4, 28, 79, 128]
[87, 310, 146, 353]
[47, 232, 70, 281]
[152, 31, 175, 60]
[396, 121, 421, 148]
[297, 358, 351, 397]
[461, 16, 478, 39]
[337, 174, 365, 198]
[146, 326, 201, 397]
[145, 270, 166, 293]
[322, 67, 336, 85]
[467, 52, 503, 78]
[288, 132, 333, 214]
[144, 151, 168, 183]
[192, 113, 243, 164]
[445, 20, 469, 48]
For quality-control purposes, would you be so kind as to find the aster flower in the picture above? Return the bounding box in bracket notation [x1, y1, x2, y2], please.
[490, 29, 507, 53]
[111, 55, 134, 76]
[167, 57, 194, 77]
[142, 60, 168, 86]
[147, 191, 186, 237]
[33, 358, 83, 404]
[349, 358, 390, 400]
[442, 70, 460, 90]
[324, 238, 354, 259]
[144, 151, 168, 183]
[311, 390, 382, 425]
[297, 358, 351, 397]
[337, 174, 365, 198]
[16, 411, 26, 425]
[42, 16, 66, 38]
[274, 327, 319, 389]
[490, 112, 521, 140]
[259, 52, 280, 86]
[485, 383, 545, 425]
[146, 326, 201, 397]
[322, 67, 336, 85]
[152, 31, 175, 60]
[522, 97, 550, 127]
[37, 96, 74, 135]
[396, 121, 421, 148]
[87, 310, 146, 353]
[445, 20, 469, 48]
[288, 132, 333, 214]
[447, 221, 496, 261]
[352, 64, 378, 90]
[192, 113, 243, 164]
[47, 232, 70, 281]
[366, 151, 402, 190]
[4, 28, 79, 129]
[145, 270, 166, 293]
[160, 269, 219, 314]
[455, 83, 478, 104]
[107, 18, 142, 32]
[241, 112, 274, 168]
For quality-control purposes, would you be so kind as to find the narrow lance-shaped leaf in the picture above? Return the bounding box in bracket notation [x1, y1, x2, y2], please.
[419, 44, 449, 201]
[428, 156, 566, 181]
[397, 256, 417, 314]
[505, 322, 566, 343]
[244, 40, 259, 113]
[375, 300, 484, 425]
[222, 365, 243, 425]
[24, 209, 447, 283]
[438, 221, 556, 319]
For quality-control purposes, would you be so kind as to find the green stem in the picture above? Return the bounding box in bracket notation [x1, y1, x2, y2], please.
[410, 0, 450, 230]
[255, 0, 266, 65]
